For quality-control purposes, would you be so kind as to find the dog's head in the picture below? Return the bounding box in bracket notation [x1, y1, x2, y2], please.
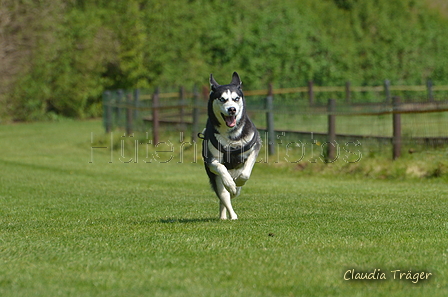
[209, 72, 245, 128]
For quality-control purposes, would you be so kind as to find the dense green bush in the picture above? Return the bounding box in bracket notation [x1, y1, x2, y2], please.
[1, 0, 447, 120]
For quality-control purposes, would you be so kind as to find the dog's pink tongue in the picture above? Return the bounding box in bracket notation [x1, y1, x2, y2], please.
[225, 116, 236, 127]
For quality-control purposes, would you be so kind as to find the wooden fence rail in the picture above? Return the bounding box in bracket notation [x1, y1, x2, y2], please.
[103, 80, 448, 160]
[244, 79, 448, 104]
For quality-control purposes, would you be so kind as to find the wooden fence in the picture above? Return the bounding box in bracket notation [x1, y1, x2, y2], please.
[103, 80, 448, 160]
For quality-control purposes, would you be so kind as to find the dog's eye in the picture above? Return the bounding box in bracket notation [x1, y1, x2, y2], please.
[218, 97, 227, 102]
[233, 97, 240, 102]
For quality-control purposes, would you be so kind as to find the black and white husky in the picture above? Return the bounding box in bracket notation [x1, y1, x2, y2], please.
[201, 72, 261, 220]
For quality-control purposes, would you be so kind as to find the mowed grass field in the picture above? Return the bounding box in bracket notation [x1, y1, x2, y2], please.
[1, 120, 448, 296]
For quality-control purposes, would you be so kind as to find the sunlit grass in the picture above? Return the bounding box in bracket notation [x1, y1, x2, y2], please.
[0, 120, 447, 296]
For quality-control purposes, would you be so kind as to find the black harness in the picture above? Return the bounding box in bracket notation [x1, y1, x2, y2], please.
[199, 124, 259, 170]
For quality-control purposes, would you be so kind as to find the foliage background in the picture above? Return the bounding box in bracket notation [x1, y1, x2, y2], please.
[1, 0, 448, 120]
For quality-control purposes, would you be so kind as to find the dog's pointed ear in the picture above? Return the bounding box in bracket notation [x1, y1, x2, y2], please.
[231, 72, 242, 87]
[210, 74, 219, 91]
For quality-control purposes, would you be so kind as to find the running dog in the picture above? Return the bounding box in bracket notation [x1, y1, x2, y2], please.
[201, 72, 261, 220]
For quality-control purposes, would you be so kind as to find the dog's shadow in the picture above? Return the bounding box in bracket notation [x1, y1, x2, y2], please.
[159, 217, 219, 224]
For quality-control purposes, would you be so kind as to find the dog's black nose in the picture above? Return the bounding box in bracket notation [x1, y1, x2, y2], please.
[228, 107, 236, 115]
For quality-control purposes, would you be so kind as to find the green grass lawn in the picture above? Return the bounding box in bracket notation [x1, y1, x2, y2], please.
[0, 120, 447, 296]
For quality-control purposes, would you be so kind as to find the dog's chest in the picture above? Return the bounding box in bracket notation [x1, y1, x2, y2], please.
[222, 150, 248, 170]
[214, 133, 253, 169]
[215, 133, 246, 149]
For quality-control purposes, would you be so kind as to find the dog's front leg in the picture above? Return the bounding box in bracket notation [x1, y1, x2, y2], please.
[207, 160, 237, 196]
[235, 148, 259, 187]
[219, 201, 227, 220]
[216, 176, 238, 220]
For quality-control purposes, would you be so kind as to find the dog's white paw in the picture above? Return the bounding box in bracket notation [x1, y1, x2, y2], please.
[235, 173, 250, 187]
[220, 214, 238, 220]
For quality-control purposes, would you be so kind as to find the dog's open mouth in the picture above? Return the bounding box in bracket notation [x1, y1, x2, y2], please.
[222, 114, 237, 127]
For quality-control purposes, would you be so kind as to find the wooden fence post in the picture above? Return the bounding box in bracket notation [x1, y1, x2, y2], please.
[392, 96, 401, 160]
[192, 85, 200, 143]
[327, 99, 336, 161]
[133, 89, 140, 122]
[152, 87, 160, 146]
[103, 91, 112, 133]
[308, 80, 314, 106]
[179, 86, 186, 132]
[126, 93, 133, 135]
[345, 81, 351, 104]
[116, 90, 124, 125]
[384, 80, 391, 104]
[202, 85, 209, 101]
[427, 79, 434, 102]
[266, 83, 275, 156]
